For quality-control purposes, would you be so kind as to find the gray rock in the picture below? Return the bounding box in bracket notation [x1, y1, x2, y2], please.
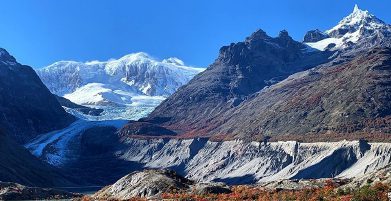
[92, 169, 194, 199]
[303, 29, 329, 43]
[190, 182, 231, 194]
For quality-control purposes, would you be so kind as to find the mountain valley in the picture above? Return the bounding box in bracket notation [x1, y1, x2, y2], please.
[1, 4, 391, 201]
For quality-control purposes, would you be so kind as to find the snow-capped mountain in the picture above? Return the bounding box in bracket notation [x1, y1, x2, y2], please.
[36, 52, 204, 120]
[306, 5, 391, 51]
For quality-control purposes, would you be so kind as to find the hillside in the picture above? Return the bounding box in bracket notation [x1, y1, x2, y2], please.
[208, 48, 391, 140]
[0, 131, 74, 187]
[0, 48, 75, 143]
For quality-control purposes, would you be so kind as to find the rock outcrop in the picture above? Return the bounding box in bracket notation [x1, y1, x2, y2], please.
[91, 169, 231, 200]
[0, 182, 80, 200]
[92, 169, 194, 199]
[303, 29, 329, 43]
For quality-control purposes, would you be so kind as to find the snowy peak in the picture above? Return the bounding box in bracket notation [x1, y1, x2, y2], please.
[37, 52, 204, 97]
[327, 4, 386, 38]
[36, 52, 204, 120]
[306, 5, 391, 51]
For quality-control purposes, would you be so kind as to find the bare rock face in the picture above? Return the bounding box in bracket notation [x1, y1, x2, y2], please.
[0, 182, 80, 200]
[92, 169, 194, 199]
[303, 29, 329, 43]
[0, 48, 75, 143]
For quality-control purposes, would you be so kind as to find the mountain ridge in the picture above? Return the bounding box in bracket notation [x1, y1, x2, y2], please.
[144, 29, 333, 135]
[132, 5, 391, 141]
[0, 48, 75, 143]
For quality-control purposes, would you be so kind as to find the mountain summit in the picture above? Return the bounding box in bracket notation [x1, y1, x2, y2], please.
[306, 5, 391, 51]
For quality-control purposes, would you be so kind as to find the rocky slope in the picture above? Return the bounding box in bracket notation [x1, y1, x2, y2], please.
[36, 53, 204, 120]
[0, 48, 75, 143]
[145, 29, 332, 135]
[205, 48, 391, 140]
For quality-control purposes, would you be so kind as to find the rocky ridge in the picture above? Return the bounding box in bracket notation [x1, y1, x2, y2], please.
[145, 29, 332, 136]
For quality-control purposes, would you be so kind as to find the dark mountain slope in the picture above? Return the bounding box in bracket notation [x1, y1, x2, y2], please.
[0, 48, 75, 143]
[145, 30, 332, 136]
[0, 130, 74, 187]
[210, 48, 391, 140]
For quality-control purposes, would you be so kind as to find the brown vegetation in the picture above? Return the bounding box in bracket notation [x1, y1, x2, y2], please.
[79, 182, 390, 201]
[161, 182, 390, 201]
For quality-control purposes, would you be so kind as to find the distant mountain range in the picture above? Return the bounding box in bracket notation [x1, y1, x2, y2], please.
[36, 53, 204, 120]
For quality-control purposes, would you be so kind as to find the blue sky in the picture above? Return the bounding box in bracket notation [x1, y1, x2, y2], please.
[0, 0, 390, 68]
